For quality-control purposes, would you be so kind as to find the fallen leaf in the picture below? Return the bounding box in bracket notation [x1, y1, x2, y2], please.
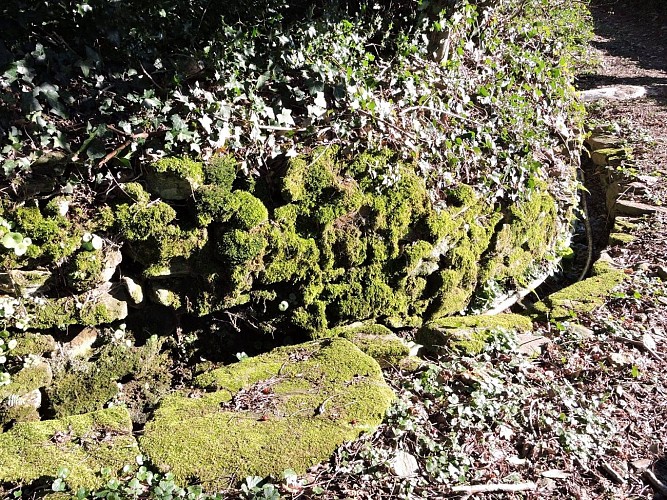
[630, 458, 653, 470]
[390, 450, 419, 478]
[642, 333, 657, 352]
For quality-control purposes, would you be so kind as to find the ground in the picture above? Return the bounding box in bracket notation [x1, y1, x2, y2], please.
[261, 1, 667, 498]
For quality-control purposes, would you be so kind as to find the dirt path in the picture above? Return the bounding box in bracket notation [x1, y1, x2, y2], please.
[573, 1, 667, 498]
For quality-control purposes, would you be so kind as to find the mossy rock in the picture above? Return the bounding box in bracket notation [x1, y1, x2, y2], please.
[529, 269, 626, 321]
[15, 289, 128, 330]
[146, 157, 204, 200]
[9, 332, 56, 358]
[111, 146, 573, 337]
[139, 338, 395, 489]
[328, 322, 410, 367]
[0, 360, 52, 401]
[48, 336, 172, 418]
[0, 407, 137, 491]
[417, 313, 534, 355]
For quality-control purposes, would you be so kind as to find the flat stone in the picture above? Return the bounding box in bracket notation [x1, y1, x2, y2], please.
[0, 269, 51, 297]
[530, 269, 626, 321]
[516, 333, 550, 356]
[586, 134, 619, 151]
[140, 339, 395, 490]
[417, 314, 534, 355]
[614, 199, 667, 217]
[0, 407, 138, 491]
[580, 85, 647, 102]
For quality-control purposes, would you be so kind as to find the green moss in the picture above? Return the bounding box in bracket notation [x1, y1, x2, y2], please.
[12, 206, 80, 262]
[417, 313, 534, 355]
[0, 362, 52, 400]
[153, 157, 204, 179]
[530, 269, 626, 320]
[9, 333, 56, 358]
[328, 323, 410, 367]
[120, 182, 152, 204]
[216, 229, 267, 265]
[140, 339, 394, 489]
[260, 226, 320, 284]
[148, 157, 204, 200]
[0, 407, 137, 490]
[116, 201, 176, 241]
[29, 293, 127, 329]
[48, 339, 169, 418]
[204, 154, 237, 189]
[232, 191, 268, 230]
[0, 404, 40, 426]
[608, 232, 635, 245]
[65, 250, 107, 291]
[194, 185, 236, 226]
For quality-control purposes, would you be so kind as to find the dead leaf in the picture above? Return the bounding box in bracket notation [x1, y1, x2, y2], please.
[630, 458, 653, 470]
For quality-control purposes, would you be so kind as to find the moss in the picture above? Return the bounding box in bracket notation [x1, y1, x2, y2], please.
[260, 226, 320, 285]
[120, 182, 152, 204]
[48, 339, 169, 418]
[28, 293, 127, 329]
[0, 362, 52, 400]
[0, 407, 137, 491]
[9, 333, 56, 358]
[325, 265, 407, 323]
[140, 339, 394, 489]
[530, 269, 626, 320]
[0, 404, 40, 426]
[608, 232, 635, 245]
[12, 206, 80, 262]
[147, 157, 204, 200]
[232, 191, 268, 230]
[204, 154, 237, 189]
[65, 250, 107, 292]
[194, 185, 236, 226]
[216, 229, 268, 266]
[417, 313, 533, 354]
[115, 201, 176, 241]
[328, 323, 410, 367]
[153, 157, 203, 178]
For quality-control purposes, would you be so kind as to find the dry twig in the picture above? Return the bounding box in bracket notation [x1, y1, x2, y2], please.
[450, 482, 538, 495]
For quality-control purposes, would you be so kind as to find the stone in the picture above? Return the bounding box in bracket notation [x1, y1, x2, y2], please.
[65, 327, 98, 359]
[608, 232, 635, 245]
[122, 276, 144, 305]
[516, 333, 550, 356]
[530, 269, 626, 321]
[10, 332, 56, 358]
[416, 313, 534, 355]
[140, 339, 395, 489]
[591, 147, 631, 168]
[22, 286, 129, 330]
[0, 358, 52, 402]
[657, 266, 667, 281]
[327, 323, 410, 368]
[0, 269, 51, 297]
[390, 450, 419, 477]
[614, 199, 667, 217]
[579, 85, 647, 102]
[586, 134, 619, 151]
[0, 407, 138, 491]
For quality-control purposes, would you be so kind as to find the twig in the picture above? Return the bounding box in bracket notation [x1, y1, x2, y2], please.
[400, 105, 482, 126]
[617, 336, 663, 362]
[600, 460, 625, 484]
[97, 132, 149, 169]
[358, 109, 419, 143]
[451, 482, 538, 495]
[643, 469, 667, 496]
